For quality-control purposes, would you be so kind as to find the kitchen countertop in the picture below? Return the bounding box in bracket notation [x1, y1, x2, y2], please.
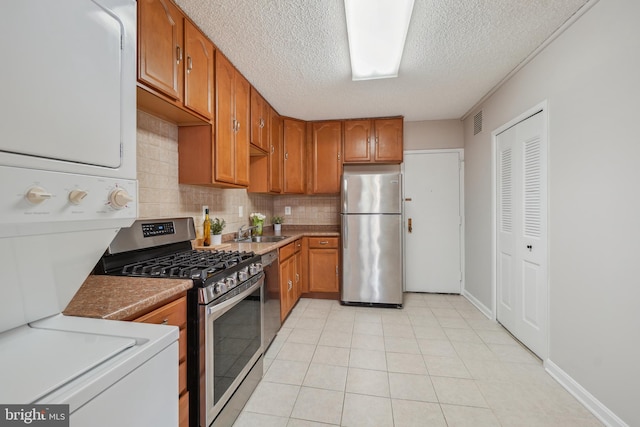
[192, 227, 340, 255]
[64, 227, 338, 320]
[64, 275, 193, 321]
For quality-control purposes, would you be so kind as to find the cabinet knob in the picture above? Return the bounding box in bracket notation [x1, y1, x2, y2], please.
[176, 46, 182, 62]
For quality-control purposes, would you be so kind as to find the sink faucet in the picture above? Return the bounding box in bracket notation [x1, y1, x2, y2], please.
[237, 224, 256, 240]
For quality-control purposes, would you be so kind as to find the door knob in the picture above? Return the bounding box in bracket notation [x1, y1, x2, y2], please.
[408, 218, 412, 233]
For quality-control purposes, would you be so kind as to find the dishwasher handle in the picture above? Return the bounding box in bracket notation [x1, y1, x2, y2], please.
[261, 250, 278, 267]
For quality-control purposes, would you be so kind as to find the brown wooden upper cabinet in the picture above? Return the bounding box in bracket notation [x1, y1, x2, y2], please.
[138, 0, 183, 101]
[309, 121, 342, 194]
[215, 52, 250, 186]
[250, 88, 270, 153]
[137, 0, 213, 121]
[269, 108, 284, 193]
[343, 117, 403, 164]
[247, 105, 282, 194]
[283, 119, 306, 194]
[183, 21, 214, 119]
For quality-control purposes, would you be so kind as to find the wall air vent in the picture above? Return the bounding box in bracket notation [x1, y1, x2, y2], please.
[473, 110, 483, 135]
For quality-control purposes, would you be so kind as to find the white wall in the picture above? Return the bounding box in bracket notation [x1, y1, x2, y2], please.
[404, 119, 463, 150]
[463, 0, 639, 425]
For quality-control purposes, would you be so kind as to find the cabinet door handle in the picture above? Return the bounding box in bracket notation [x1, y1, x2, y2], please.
[337, 152, 341, 160]
[176, 46, 182, 63]
[236, 121, 241, 132]
[288, 280, 293, 291]
[336, 266, 339, 275]
[187, 56, 193, 73]
[284, 152, 288, 160]
[319, 240, 328, 245]
[408, 218, 412, 233]
[296, 273, 299, 282]
[271, 145, 275, 154]
[161, 318, 169, 325]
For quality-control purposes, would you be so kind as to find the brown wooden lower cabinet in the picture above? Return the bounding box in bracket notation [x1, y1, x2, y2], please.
[306, 237, 340, 294]
[279, 239, 302, 321]
[134, 295, 188, 427]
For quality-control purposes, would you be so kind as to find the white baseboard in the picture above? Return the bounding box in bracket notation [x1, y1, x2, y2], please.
[544, 360, 628, 427]
[462, 290, 493, 320]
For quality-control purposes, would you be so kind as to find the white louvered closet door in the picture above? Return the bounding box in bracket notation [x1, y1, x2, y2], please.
[496, 111, 547, 359]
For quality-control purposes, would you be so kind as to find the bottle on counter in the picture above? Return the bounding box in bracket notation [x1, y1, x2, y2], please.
[203, 208, 211, 246]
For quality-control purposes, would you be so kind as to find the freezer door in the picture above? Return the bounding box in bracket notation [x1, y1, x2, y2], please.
[341, 214, 403, 305]
[341, 170, 402, 214]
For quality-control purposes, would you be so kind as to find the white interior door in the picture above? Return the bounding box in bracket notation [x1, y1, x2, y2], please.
[496, 111, 548, 359]
[404, 151, 462, 293]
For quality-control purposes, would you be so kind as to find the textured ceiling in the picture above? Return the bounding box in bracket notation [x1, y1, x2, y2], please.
[175, 0, 590, 121]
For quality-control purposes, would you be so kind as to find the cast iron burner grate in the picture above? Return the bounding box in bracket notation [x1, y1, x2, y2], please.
[120, 250, 255, 281]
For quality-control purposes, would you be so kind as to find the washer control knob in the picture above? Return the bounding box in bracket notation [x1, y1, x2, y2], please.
[68, 189, 88, 205]
[108, 188, 133, 209]
[25, 186, 52, 204]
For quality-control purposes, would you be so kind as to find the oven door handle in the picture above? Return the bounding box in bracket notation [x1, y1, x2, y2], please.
[207, 276, 263, 316]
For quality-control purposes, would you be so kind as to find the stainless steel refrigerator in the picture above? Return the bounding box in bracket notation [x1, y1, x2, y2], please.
[341, 165, 404, 307]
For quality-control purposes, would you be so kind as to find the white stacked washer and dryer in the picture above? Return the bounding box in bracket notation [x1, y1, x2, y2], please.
[0, 1, 179, 425]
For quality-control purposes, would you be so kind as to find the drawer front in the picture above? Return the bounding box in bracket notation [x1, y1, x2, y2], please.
[308, 237, 338, 249]
[179, 327, 187, 362]
[279, 241, 296, 260]
[179, 360, 187, 395]
[134, 296, 187, 328]
[179, 391, 189, 427]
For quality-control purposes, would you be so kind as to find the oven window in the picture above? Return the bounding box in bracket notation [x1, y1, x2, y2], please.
[212, 290, 261, 405]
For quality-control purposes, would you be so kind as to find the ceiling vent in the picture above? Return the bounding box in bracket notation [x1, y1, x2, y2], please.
[473, 110, 483, 135]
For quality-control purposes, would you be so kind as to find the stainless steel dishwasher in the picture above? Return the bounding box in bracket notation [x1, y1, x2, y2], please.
[261, 250, 281, 351]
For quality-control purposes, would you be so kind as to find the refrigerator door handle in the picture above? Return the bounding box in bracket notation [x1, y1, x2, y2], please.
[343, 218, 348, 249]
[342, 179, 348, 212]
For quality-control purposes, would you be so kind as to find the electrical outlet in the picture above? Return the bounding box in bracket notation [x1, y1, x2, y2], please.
[285, 206, 291, 215]
[238, 206, 243, 218]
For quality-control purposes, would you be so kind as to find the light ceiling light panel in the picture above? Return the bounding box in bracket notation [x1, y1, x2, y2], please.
[344, 0, 415, 81]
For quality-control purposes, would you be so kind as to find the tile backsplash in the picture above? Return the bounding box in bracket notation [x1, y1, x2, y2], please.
[136, 110, 339, 239]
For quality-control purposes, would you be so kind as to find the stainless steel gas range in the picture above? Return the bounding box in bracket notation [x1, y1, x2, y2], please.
[95, 217, 264, 427]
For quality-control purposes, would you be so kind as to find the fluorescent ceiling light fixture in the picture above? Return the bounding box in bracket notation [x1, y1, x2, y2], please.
[344, 0, 414, 81]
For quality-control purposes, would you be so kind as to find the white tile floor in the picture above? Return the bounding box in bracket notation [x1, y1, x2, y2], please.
[233, 294, 603, 426]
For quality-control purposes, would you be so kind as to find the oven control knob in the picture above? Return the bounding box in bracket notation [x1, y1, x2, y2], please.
[68, 189, 88, 205]
[225, 276, 237, 289]
[108, 188, 133, 209]
[25, 186, 52, 204]
[249, 263, 263, 275]
[215, 281, 226, 294]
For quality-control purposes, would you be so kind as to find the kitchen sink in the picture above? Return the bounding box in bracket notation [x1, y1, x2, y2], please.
[235, 235, 290, 243]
